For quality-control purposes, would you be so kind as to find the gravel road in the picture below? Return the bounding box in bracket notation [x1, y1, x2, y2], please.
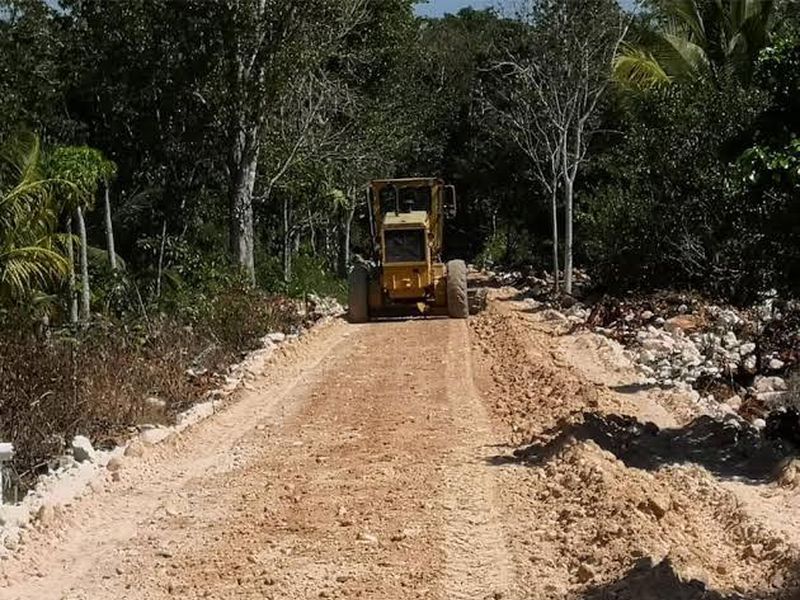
[1, 293, 797, 600]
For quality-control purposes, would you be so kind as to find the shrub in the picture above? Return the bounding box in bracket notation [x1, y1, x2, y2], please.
[0, 284, 302, 495]
[582, 79, 767, 301]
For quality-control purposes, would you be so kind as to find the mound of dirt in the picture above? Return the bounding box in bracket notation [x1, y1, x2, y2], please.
[514, 412, 794, 483]
[583, 557, 746, 600]
[506, 437, 796, 598]
[470, 296, 800, 600]
[471, 309, 624, 445]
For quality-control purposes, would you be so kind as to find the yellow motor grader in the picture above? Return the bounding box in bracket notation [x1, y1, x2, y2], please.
[348, 177, 469, 322]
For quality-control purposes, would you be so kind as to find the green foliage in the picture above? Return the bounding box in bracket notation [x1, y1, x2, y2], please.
[0, 0, 66, 140]
[741, 137, 800, 185]
[583, 79, 768, 299]
[0, 133, 67, 304]
[286, 254, 347, 301]
[616, 0, 775, 88]
[258, 252, 346, 302]
[1, 0, 798, 310]
[476, 231, 508, 269]
[45, 145, 116, 210]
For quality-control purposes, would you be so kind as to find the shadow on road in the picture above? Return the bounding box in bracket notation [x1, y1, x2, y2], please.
[611, 383, 664, 394]
[489, 411, 796, 483]
[578, 557, 799, 600]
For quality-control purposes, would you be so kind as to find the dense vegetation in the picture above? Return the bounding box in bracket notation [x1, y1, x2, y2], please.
[1, 0, 799, 480]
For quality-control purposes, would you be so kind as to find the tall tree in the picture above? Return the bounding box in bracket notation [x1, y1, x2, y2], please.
[102, 179, 118, 271]
[211, 0, 365, 284]
[488, 45, 564, 291]
[499, 0, 628, 294]
[47, 146, 116, 323]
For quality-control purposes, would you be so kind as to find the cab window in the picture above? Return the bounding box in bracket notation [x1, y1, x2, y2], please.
[380, 186, 432, 214]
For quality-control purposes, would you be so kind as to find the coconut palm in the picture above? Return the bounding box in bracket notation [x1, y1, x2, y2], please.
[0, 134, 67, 305]
[615, 0, 774, 88]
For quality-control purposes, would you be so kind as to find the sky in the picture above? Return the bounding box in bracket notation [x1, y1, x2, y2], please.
[414, 1, 493, 17]
[414, 0, 637, 17]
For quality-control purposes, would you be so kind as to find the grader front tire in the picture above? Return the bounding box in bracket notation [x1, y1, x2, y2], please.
[348, 266, 370, 323]
[446, 260, 469, 319]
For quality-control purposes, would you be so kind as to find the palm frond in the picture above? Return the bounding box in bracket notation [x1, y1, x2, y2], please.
[614, 44, 672, 88]
[0, 133, 69, 305]
[660, 33, 712, 80]
[622, 0, 771, 88]
[0, 246, 68, 299]
[670, 0, 707, 45]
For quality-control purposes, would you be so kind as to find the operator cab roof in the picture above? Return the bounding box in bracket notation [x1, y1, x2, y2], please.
[370, 177, 443, 186]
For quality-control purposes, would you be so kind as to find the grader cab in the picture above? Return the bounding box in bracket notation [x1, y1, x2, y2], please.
[348, 177, 469, 322]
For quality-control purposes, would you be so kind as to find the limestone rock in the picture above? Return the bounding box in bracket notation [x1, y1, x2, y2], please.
[124, 440, 146, 458]
[71, 435, 95, 463]
[664, 315, 701, 334]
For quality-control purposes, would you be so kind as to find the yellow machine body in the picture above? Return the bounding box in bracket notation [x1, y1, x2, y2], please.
[367, 178, 455, 314]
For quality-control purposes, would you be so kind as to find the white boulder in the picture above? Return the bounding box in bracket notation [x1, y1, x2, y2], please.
[739, 342, 756, 356]
[71, 435, 95, 463]
[768, 358, 785, 371]
[754, 376, 788, 394]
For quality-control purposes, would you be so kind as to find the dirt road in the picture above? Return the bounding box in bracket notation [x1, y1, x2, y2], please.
[2, 294, 798, 600]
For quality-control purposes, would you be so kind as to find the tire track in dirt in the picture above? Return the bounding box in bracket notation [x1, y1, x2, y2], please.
[441, 320, 516, 600]
[0, 317, 518, 600]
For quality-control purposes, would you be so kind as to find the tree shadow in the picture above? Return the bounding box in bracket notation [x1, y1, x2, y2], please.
[495, 289, 538, 302]
[490, 411, 796, 483]
[579, 556, 799, 600]
[611, 383, 663, 394]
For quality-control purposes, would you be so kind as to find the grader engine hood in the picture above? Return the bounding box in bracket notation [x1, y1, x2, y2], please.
[382, 211, 429, 264]
[380, 213, 432, 300]
[383, 211, 428, 229]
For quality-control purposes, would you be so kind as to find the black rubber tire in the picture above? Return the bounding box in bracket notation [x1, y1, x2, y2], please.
[348, 265, 370, 323]
[446, 260, 469, 319]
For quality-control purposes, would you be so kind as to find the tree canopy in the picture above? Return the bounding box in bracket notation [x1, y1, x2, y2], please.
[0, 0, 798, 317]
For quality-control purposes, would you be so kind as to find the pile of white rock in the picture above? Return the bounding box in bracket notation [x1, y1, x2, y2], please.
[305, 294, 345, 320]
[628, 308, 786, 388]
[594, 301, 798, 417]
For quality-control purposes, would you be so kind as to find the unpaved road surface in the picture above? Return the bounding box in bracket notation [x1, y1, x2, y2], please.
[2, 293, 799, 600]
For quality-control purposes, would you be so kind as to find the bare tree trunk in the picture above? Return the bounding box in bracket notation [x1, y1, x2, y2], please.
[337, 200, 355, 278]
[229, 126, 258, 285]
[307, 206, 317, 253]
[344, 204, 354, 273]
[550, 180, 560, 294]
[283, 195, 292, 283]
[65, 216, 78, 325]
[75, 207, 91, 323]
[156, 220, 167, 299]
[563, 176, 574, 296]
[103, 180, 117, 271]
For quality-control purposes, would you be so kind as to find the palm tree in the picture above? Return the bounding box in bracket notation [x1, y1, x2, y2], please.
[46, 146, 117, 324]
[615, 0, 774, 88]
[0, 134, 67, 305]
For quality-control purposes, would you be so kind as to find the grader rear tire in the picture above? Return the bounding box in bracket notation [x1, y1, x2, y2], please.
[348, 265, 370, 323]
[446, 260, 469, 319]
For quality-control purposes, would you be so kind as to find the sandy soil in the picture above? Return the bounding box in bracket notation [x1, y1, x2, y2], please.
[1, 292, 798, 600]
[471, 292, 800, 600]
